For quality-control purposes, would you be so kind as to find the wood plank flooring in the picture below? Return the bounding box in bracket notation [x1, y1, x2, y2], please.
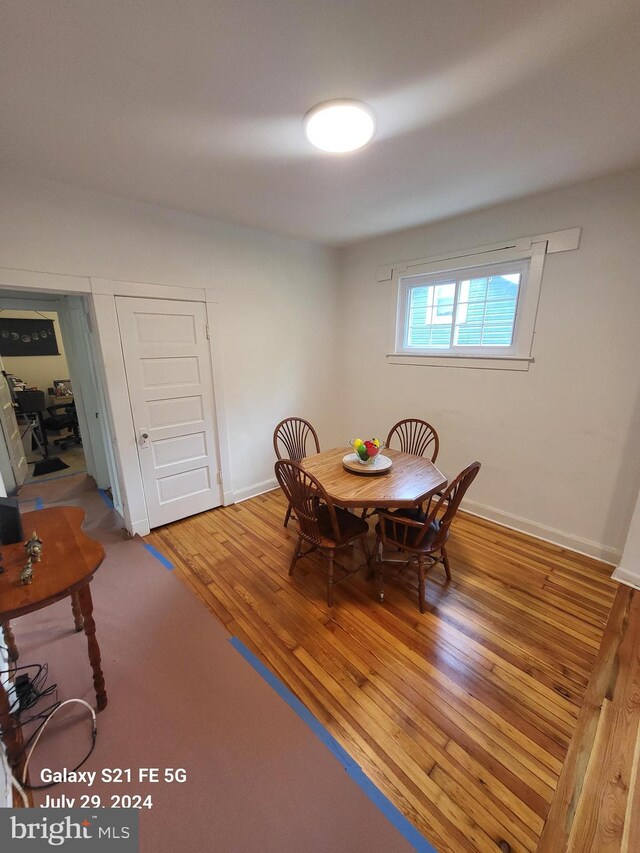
[539, 585, 640, 853]
[146, 489, 619, 853]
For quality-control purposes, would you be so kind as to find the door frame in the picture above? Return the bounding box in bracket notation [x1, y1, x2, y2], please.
[0, 268, 232, 536]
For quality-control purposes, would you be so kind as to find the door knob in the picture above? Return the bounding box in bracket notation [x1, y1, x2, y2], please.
[139, 431, 150, 448]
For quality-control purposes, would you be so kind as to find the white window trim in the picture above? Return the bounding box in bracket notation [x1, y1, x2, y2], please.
[383, 228, 580, 371]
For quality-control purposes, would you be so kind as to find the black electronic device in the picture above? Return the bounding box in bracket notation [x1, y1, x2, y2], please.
[0, 496, 24, 545]
[15, 389, 46, 413]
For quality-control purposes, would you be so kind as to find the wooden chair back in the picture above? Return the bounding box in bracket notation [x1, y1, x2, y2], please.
[429, 461, 480, 550]
[273, 417, 320, 462]
[378, 461, 480, 551]
[274, 460, 341, 545]
[386, 419, 439, 461]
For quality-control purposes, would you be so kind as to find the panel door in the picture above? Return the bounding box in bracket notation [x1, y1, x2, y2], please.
[115, 297, 221, 528]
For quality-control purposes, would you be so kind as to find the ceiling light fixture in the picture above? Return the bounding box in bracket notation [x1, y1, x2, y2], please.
[304, 99, 375, 153]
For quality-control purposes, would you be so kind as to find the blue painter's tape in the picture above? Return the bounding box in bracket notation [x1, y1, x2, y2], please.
[143, 542, 174, 571]
[229, 636, 437, 853]
[98, 489, 114, 508]
[34, 497, 44, 510]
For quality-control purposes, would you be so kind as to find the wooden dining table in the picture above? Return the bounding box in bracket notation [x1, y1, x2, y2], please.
[300, 447, 447, 509]
[0, 506, 107, 772]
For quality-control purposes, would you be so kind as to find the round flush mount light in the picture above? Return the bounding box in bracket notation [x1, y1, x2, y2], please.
[304, 99, 375, 153]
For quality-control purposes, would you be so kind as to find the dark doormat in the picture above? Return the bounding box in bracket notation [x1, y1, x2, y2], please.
[32, 458, 70, 477]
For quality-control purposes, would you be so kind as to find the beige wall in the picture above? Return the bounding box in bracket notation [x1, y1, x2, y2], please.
[338, 170, 640, 560]
[1, 167, 639, 560]
[0, 309, 69, 397]
[0, 169, 340, 498]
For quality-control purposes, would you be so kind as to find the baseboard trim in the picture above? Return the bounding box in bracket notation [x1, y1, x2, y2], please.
[461, 498, 621, 566]
[611, 566, 640, 590]
[227, 484, 620, 565]
[233, 477, 278, 504]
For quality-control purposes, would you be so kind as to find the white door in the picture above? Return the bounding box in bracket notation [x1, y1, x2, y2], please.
[115, 297, 222, 528]
[0, 376, 27, 488]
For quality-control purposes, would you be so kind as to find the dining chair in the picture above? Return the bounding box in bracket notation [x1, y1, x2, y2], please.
[275, 459, 370, 607]
[386, 418, 439, 462]
[373, 461, 480, 613]
[273, 417, 321, 526]
[377, 417, 441, 520]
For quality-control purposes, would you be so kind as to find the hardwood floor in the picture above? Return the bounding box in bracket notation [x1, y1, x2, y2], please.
[146, 489, 619, 853]
[539, 584, 640, 853]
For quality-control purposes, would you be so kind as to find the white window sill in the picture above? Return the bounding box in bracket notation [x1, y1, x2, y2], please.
[386, 354, 534, 371]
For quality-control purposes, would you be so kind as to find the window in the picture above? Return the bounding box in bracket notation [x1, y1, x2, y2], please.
[398, 259, 527, 356]
[383, 228, 580, 370]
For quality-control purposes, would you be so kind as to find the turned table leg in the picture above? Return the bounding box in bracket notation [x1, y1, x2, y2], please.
[76, 584, 107, 711]
[1, 620, 19, 662]
[70, 592, 84, 632]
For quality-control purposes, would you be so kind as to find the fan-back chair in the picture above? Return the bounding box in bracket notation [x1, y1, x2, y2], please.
[275, 459, 370, 607]
[385, 418, 439, 461]
[273, 417, 321, 526]
[373, 461, 480, 612]
[376, 418, 441, 519]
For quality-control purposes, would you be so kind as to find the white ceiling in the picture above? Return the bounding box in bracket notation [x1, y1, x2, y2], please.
[1, 0, 639, 245]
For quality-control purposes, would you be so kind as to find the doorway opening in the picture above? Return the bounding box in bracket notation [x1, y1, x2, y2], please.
[0, 289, 122, 517]
[1, 307, 85, 483]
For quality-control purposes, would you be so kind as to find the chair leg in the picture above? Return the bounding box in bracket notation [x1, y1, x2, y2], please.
[289, 536, 302, 576]
[366, 537, 380, 580]
[327, 550, 334, 607]
[366, 539, 385, 599]
[361, 532, 371, 563]
[376, 545, 385, 602]
[283, 502, 292, 527]
[442, 547, 451, 581]
[418, 555, 426, 613]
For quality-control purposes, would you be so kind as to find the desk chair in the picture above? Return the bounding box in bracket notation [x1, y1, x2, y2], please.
[14, 390, 48, 459]
[43, 401, 81, 450]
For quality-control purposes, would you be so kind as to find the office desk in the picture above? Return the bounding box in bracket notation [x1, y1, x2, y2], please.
[0, 507, 107, 770]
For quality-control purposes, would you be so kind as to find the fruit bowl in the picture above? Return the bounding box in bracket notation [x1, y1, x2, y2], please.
[349, 438, 385, 465]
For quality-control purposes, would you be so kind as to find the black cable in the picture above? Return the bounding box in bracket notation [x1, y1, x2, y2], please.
[2, 662, 98, 788]
[1, 663, 57, 716]
[22, 726, 97, 791]
[19, 698, 61, 733]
